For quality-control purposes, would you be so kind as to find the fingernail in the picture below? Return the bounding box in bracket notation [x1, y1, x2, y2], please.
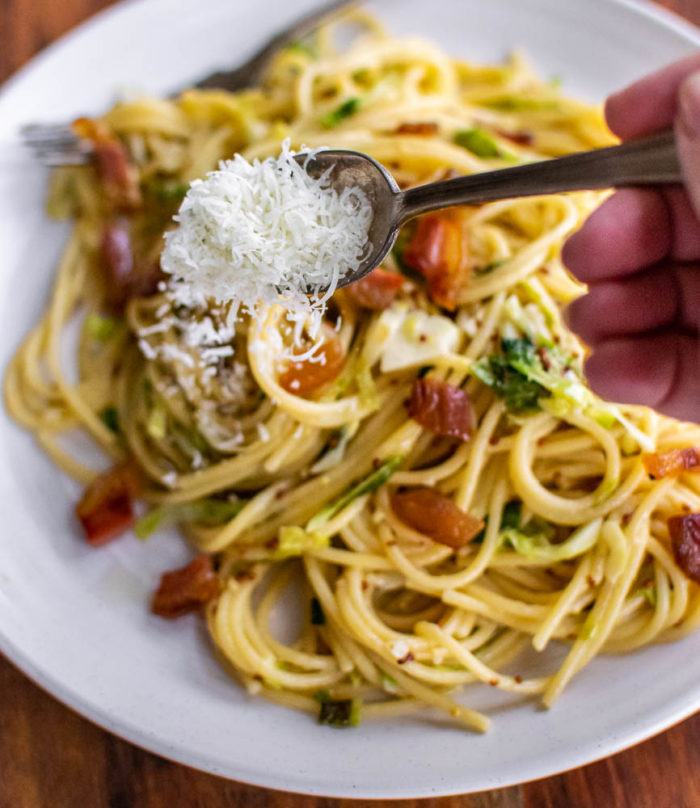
[678, 72, 700, 137]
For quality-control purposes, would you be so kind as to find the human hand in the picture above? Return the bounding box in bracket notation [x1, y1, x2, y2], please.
[563, 54, 700, 423]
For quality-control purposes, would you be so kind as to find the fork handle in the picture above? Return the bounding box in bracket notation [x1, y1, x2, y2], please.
[194, 0, 357, 91]
[399, 130, 682, 223]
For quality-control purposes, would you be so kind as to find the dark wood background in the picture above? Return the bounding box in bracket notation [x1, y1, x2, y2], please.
[2, 1, 700, 806]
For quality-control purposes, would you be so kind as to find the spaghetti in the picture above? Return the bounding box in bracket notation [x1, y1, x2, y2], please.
[6, 13, 700, 732]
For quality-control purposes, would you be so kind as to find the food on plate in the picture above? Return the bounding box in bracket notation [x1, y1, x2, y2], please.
[6, 12, 700, 732]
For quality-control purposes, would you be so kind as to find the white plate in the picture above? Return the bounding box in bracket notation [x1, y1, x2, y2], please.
[1, 0, 699, 798]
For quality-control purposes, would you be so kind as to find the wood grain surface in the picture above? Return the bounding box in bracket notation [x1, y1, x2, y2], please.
[1, 1, 700, 807]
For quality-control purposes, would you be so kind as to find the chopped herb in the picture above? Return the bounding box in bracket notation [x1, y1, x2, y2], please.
[472, 338, 549, 412]
[306, 455, 403, 532]
[310, 597, 326, 625]
[455, 128, 513, 159]
[504, 518, 601, 563]
[378, 670, 398, 693]
[83, 313, 119, 342]
[636, 583, 657, 607]
[274, 526, 329, 559]
[474, 259, 507, 277]
[286, 39, 318, 59]
[483, 96, 560, 112]
[580, 612, 598, 640]
[320, 97, 362, 129]
[146, 403, 168, 440]
[145, 178, 189, 204]
[311, 425, 352, 473]
[135, 498, 244, 540]
[500, 500, 522, 530]
[473, 500, 521, 543]
[316, 693, 361, 727]
[99, 406, 120, 434]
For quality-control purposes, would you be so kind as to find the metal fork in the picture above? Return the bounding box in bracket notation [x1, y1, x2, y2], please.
[21, 0, 356, 166]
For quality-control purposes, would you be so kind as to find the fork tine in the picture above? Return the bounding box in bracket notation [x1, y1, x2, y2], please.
[21, 123, 76, 141]
[32, 149, 92, 166]
[21, 0, 359, 165]
[20, 122, 91, 166]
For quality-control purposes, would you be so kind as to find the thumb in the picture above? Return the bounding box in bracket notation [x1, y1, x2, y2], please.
[675, 70, 700, 220]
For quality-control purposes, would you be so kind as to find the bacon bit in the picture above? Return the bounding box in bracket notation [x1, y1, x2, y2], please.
[345, 267, 404, 310]
[642, 448, 700, 479]
[398, 651, 415, 664]
[152, 555, 220, 618]
[279, 337, 345, 396]
[668, 514, 700, 583]
[495, 128, 534, 147]
[392, 488, 484, 549]
[395, 122, 439, 136]
[407, 378, 473, 441]
[72, 117, 141, 211]
[76, 464, 140, 546]
[100, 220, 164, 311]
[402, 213, 470, 310]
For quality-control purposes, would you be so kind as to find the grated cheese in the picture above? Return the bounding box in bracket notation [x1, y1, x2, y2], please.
[160, 140, 372, 352]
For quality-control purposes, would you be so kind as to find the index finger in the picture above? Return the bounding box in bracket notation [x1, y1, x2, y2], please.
[606, 52, 700, 140]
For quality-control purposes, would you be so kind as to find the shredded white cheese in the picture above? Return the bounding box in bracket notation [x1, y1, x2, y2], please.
[160, 140, 372, 351]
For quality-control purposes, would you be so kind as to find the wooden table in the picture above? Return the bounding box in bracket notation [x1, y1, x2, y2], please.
[2, 1, 700, 806]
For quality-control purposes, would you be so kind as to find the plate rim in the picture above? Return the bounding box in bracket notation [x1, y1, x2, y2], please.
[1, 0, 700, 797]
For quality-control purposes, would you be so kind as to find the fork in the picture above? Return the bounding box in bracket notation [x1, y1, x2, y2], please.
[21, 0, 356, 166]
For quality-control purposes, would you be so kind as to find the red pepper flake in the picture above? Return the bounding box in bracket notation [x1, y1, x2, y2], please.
[536, 346, 552, 371]
[488, 679, 499, 687]
[398, 651, 415, 664]
[494, 128, 534, 147]
[396, 122, 439, 136]
[514, 675, 523, 684]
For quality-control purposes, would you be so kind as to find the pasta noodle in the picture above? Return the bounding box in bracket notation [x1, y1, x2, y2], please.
[6, 12, 700, 732]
